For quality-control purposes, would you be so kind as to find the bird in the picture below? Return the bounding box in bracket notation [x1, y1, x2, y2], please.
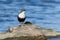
[18, 9, 26, 25]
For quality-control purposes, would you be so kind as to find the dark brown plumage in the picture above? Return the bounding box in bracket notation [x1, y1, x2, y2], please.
[17, 9, 26, 24]
[18, 16, 26, 22]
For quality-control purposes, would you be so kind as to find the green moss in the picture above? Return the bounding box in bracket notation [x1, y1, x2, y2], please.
[47, 29, 53, 32]
[24, 22, 32, 24]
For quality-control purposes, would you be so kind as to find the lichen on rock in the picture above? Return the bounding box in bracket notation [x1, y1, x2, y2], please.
[0, 22, 60, 40]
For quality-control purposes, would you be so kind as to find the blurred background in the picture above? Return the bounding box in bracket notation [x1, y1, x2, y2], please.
[0, 0, 60, 32]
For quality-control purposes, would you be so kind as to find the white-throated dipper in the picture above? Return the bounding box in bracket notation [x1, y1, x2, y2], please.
[18, 9, 26, 25]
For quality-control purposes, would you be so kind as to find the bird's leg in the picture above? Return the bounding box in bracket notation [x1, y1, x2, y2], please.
[18, 22, 24, 26]
[18, 22, 21, 26]
[21, 22, 24, 26]
[24, 21, 26, 24]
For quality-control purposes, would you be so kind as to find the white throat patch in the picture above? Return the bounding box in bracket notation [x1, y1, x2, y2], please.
[18, 11, 25, 18]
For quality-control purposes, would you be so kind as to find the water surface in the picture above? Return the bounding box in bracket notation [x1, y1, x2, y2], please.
[0, 0, 60, 40]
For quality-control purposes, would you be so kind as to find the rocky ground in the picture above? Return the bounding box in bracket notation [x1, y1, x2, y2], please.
[0, 22, 60, 40]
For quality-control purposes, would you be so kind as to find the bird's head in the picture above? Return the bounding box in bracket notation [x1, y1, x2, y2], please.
[21, 9, 26, 13]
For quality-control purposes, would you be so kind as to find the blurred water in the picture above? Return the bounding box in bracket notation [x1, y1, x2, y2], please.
[48, 37, 60, 40]
[0, 0, 60, 40]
